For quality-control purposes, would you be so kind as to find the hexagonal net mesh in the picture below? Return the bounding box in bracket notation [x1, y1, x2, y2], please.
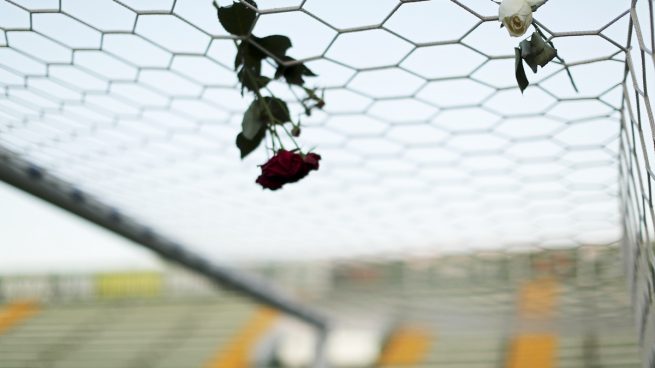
[0, 0, 652, 362]
[0, 0, 628, 258]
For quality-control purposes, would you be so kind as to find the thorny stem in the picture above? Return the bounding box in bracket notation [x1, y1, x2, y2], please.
[256, 91, 289, 150]
[268, 125, 277, 152]
[259, 85, 302, 151]
[285, 84, 311, 116]
[269, 127, 285, 149]
[532, 21, 579, 92]
[236, 41, 303, 152]
[279, 123, 302, 151]
[284, 86, 304, 123]
[265, 84, 304, 122]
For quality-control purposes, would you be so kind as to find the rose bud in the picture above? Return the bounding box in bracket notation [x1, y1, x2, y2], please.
[256, 150, 321, 190]
[499, 0, 541, 37]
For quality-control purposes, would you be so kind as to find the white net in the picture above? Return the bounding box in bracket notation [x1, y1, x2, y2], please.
[620, 0, 655, 363]
[0, 0, 630, 261]
[3, 0, 655, 365]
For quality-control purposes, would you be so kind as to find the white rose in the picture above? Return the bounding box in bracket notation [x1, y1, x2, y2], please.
[499, 0, 534, 37]
[526, 0, 546, 8]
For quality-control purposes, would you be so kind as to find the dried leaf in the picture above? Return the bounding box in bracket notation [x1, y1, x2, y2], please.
[215, 0, 257, 37]
[515, 47, 529, 93]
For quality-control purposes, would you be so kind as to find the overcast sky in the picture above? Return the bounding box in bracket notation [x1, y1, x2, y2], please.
[0, 1, 633, 272]
[0, 181, 162, 274]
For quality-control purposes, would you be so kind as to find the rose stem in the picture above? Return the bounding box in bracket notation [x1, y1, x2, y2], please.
[278, 123, 302, 151]
[257, 84, 302, 152]
[234, 38, 292, 151]
[285, 84, 311, 116]
[233, 40, 305, 153]
[269, 127, 285, 149]
[268, 125, 277, 152]
[532, 21, 579, 93]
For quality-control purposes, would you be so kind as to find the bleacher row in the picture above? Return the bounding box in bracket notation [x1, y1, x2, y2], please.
[0, 247, 640, 367]
[0, 278, 641, 368]
[0, 299, 256, 368]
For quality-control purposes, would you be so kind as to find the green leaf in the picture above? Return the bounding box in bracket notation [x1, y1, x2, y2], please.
[241, 100, 264, 139]
[261, 97, 290, 124]
[256, 35, 292, 59]
[234, 41, 265, 70]
[237, 67, 270, 92]
[515, 48, 529, 93]
[275, 56, 316, 86]
[519, 32, 557, 73]
[234, 36, 290, 71]
[215, 1, 258, 37]
[234, 39, 275, 92]
[236, 129, 265, 159]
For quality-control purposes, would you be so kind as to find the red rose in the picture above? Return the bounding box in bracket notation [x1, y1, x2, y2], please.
[256, 150, 321, 190]
[303, 152, 320, 170]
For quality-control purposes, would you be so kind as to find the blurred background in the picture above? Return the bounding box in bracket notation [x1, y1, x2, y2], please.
[0, 0, 653, 367]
